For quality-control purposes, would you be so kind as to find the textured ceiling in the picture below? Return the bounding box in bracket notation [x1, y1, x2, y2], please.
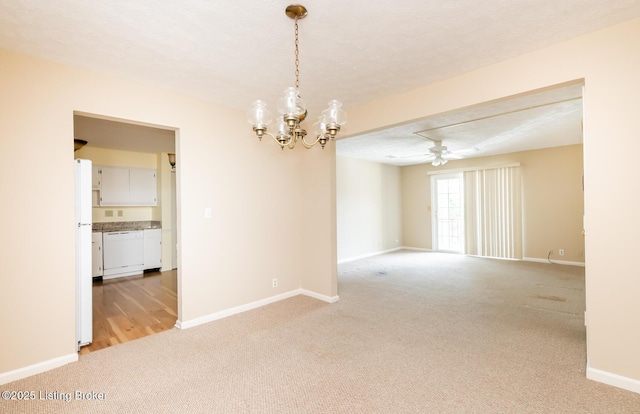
[337, 83, 584, 166]
[1, 1, 639, 158]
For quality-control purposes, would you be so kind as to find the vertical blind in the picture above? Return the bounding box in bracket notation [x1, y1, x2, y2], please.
[464, 166, 523, 259]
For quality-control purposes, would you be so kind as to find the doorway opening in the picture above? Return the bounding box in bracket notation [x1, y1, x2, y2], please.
[73, 111, 180, 354]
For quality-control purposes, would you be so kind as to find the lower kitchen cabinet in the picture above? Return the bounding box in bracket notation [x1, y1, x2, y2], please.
[97, 228, 162, 279]
[92, 232, 103, 277]
[144, 229, 162, 270]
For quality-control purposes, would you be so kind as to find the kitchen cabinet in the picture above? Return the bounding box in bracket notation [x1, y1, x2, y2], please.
[91, 165, 102, 207]
[100, 166, 130, 206]
[144, 229, 162, 270]
[98, 166, 157, 206]
[92, 232, 103, 277]
[91, 164, 101, 189]
[130, 168, 157, 206]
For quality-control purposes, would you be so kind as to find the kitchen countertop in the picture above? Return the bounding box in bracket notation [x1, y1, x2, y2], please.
[93, 221, 161, 232]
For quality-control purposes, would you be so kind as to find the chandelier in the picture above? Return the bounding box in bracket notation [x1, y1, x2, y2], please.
[247, 4, 346, 150]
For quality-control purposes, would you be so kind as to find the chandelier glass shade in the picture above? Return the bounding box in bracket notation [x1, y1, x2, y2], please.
[247, 5, 346, 150]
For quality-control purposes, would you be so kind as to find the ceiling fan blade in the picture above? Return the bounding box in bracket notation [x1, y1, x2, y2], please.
[391, 153, 434, 159]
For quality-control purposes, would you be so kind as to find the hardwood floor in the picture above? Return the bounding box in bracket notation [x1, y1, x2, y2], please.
[80, 269, 177, 355]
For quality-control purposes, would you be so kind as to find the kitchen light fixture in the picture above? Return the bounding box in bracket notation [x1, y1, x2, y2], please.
[74, 139, 87, 151]
[167, 153, 176, 170]
[247, 4, 346, 150]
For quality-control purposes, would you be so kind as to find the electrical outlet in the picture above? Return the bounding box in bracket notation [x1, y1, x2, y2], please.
[272, 278, 278, 288]
[559, 249, 565, 256]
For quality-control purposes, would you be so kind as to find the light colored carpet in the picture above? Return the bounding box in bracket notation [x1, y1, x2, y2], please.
[3, 251, 640, 413]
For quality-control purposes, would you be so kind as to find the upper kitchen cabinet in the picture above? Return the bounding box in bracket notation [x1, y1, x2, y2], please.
[92, 164, 102, 189]
[129, 168, 157, 206]
[98, 166, 157, 206]
[92, 164, 102, 207]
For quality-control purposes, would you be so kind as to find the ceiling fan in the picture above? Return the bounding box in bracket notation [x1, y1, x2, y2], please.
[389, 139, 466, 166]
[426, 140, 462, 166]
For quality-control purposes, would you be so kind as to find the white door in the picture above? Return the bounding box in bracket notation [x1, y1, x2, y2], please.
[431, 173, 465, 253]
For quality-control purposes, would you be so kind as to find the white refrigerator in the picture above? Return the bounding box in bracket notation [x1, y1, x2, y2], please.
[75, 159, 93, 348]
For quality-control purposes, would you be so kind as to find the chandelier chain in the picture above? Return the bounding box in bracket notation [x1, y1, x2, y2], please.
[294, 17, 300, 90]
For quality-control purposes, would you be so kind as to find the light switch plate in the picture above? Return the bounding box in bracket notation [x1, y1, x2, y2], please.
[204, 207, 212, 219]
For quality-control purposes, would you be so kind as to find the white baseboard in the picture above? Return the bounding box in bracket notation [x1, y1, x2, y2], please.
[175, 288, 339, 330]
[523, 257, 585, 267]
[300, 289, 340, 303]
[338, 247, 404, 264]
[2, 289, 338, 384]
[401, 246, 433, 252]
[0, 353, 78, 386]
[587, 365, 640, 394]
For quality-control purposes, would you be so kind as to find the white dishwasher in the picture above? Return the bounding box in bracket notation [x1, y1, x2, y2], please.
[103, 230, 145, 278]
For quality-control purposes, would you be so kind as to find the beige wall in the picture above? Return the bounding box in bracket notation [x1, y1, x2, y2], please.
[299, 149, 339, 298]
[0, 47, 335, 376]
[402, 145, 584, 263]
[3, 14, 640, 391]
[336, 156, 402, 262]
[343, 18, 640, 386]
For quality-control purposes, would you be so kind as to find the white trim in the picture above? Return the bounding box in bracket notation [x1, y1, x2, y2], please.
[175, 288, 339, 330]
[401, 246, 433, 252]
[300, 289, 340, 303]
[175, 289, 300, 329]
[337, 247, 402, 264]
[0, 353, 77, 385]
[427, 162, 521, 175]
[587, 365, 640, 394]
[523, 257, 585, 267]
